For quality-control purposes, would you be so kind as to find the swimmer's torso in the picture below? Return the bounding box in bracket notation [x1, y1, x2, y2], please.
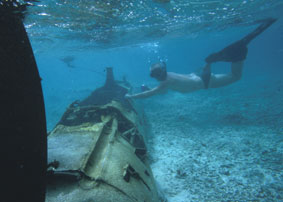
[162, 72, 204, 93]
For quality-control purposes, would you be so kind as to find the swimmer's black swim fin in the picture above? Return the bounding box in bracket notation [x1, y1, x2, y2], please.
[205, 18, 277, 63]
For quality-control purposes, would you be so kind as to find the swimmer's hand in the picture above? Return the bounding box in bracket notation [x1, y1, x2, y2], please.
[141, 84, 150, 92]
[125, 94, 132, 99]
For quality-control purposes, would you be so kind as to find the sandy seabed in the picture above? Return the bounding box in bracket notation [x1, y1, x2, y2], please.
[142, 78, 283, 202]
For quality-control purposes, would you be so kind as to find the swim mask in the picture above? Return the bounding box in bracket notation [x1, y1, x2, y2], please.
[150, 62, 167, 81]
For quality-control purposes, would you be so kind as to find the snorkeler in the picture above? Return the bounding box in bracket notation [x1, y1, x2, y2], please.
[126, 18, 277, 99]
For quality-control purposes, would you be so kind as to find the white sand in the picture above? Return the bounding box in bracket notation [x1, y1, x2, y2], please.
[142, 79, 283, 202]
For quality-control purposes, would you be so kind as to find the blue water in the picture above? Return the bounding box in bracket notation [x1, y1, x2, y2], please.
[25, 0, 283, 201]
[34, 23, 283, 131]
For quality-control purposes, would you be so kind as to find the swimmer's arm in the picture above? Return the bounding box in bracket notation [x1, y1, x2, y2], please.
[127, 84, 166, 99]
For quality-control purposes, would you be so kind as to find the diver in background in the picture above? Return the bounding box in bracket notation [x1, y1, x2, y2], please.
[126, 18, 277, 99]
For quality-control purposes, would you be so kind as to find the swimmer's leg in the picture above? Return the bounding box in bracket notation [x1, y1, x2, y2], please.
[231, 61, 244, 79]
[209, 61, 244, 88]
[201, 63, 211, 89]
[205, 18, 277, 63]
[201, 61, 244, 89]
